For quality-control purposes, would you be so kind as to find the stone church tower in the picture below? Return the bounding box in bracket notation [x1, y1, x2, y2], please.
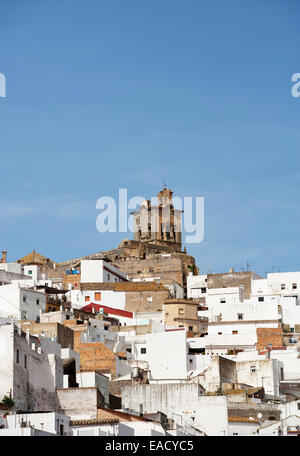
[132, 187, 182, 252]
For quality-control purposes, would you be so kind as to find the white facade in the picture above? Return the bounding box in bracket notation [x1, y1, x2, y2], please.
[80, 260, 127, 284]
[228, 420, 259, 436]
[258, 414, 300, 436]
[0, 322, 63, 411]
[0, 283, 46, 321]
[145, 330, 188, 380]
[187, 274, 208, 299]
[70, 289, 126, 312]
[75, 371, 109, 406]
[4, 412, 70, 435]
[71, 422, 118, 436]
[122, 383, 228, 436]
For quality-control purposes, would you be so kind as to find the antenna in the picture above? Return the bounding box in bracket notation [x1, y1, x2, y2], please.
[246, 260, 250, 271]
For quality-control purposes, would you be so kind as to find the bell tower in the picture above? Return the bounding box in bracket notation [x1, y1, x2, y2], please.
[132, 187, 182, 251]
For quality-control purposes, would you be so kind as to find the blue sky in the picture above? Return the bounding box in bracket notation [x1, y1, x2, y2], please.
[0, 0, 300, 275]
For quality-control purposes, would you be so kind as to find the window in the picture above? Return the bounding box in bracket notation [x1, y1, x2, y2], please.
[137, 271, 142, 274]
[126, 348, 132, 353]
[36, 299, 39, 305]
[85, 296, 90, 302]
[201, 288, 206, 294]
[107, 273, 110, 281]
[281, 284, 286, 290]
[179, 308, 184, 315]
[233, 433, 238, 436]
[238, 313, 244, 320]
[189, 359, 193, 363]
[24, 354, 27, 369]
[297, 403, 300, 411]
[141, 348, 146, 354]
[28, 270, 32, 275]
[220, 299, 226, 304]
[94, 292, 101, 301]
[232, 330, 238, 335]
[149, 269, 154, 273]
[218, 332, 222, 335]
[36, 316, 40, 323]
[66, 315, 70, 320]
[258, 297, 264, 302]
[250, 365, 256, 373]
[188, 326, 193, 331]
[16, 349, 19, 364]
[23, 296, 27, 303]
[293, 283, 297, 290]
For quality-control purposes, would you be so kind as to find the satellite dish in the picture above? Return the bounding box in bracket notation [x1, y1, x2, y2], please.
[257, 413, 262, 420]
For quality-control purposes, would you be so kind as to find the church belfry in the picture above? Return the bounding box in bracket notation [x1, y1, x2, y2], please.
[132, 187, 182, 252]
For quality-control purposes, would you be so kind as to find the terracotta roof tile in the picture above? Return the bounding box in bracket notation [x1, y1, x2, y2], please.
[70, 418, 119, 426]
[228, 416, 260, 423]
[80, 282, 169, 292]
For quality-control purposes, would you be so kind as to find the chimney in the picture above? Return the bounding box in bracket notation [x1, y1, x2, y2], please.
[2, 250, 7, 263]
[229, 268, 234, 273]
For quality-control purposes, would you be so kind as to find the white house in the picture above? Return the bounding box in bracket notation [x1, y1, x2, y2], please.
[80, 260, 128, 284]
[0, 322, 63, 411]
[258, 414, 300, 436]
[2, 412, 70, 436]
[0, 283, 46, 321]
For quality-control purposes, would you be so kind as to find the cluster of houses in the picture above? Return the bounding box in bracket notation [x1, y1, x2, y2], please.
[1, 189, 300, 437]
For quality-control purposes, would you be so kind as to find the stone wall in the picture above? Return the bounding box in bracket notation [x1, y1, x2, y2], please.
[207, 272, 253, 300]
[228, 401, 281, 421]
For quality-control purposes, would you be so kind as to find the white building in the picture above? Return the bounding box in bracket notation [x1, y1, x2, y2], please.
[0, 322, 63, 411]
[122, 383, 228, 436]
[1, 412, 70, 436]
[258, 414, 300, 436]
[0, 283, 46, 321]
[80, 260, 128, 284]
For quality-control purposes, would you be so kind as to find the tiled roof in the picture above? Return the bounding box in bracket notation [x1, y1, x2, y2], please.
[17, 250, 53, 265]
[70, 418, 119, 426]
[228, 416, 260, 424]
[80, 303, 133, 318]
[97, 408, 149, 422]
[109, 380, 132, 397]
[80, 282, 169, 292]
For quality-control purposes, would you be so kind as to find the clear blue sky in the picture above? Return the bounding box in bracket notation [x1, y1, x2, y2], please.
[0, 0, 300, 275]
